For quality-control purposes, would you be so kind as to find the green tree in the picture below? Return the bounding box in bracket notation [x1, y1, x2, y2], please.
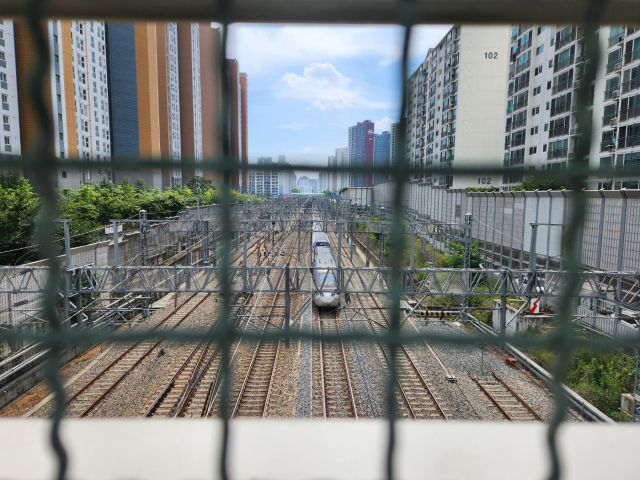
[291, 188, 300, 193]
[512, 178, 569, 191]
[443, 240, 482, 268]
[0, 173, 40, 264]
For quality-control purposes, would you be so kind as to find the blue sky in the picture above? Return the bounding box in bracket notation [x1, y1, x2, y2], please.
[227, 24, 451, 175]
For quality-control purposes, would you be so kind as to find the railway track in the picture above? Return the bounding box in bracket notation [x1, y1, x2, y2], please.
[466, 368, 543, 421]
[65, 292, 210, 417]
[330, 231, 447, 420]
[142, 229, 300, 418]
[228, 231, 298, 418]
[313, 307, 359, 418]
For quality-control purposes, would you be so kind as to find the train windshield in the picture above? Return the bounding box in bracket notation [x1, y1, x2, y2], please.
[316, 269, 336, 288]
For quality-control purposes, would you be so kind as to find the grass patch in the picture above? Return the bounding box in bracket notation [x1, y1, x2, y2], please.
[519, 328, 636, 421]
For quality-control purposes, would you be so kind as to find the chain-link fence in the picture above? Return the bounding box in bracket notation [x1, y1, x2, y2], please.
[0, 0, 639, 479]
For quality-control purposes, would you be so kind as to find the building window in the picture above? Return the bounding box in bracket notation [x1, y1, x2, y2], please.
[544, 123, 549, 132]
[549, 60, 553, 68]
[537, 26, 545, 35]
[529, 146, 537, 154]
[546, 102, 550, 110]
[547, 81, 552, 90]
[543, 144, 547, 152]
[61, 170, 67, 178]
[536, 45, 544, 55]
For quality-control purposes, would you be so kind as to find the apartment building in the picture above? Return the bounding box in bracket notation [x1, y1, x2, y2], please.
[502, 25, 640, 190]
[0, 20, 21, 160]
[348, 120, 374, 187]
[318, 171, 328, 192]
[406, 25, 510, 188]
[46, 20, 112, 187]
[278, 155, 296, 196]
[158, 23, 182, 188]
[390, 122, 399, 168]
[335, 147, 349, 190]
[593, 26, 640, 189]
[248, 156, 278, 195]
[327, 155, 337, 192]
[374, 131, 390, 184]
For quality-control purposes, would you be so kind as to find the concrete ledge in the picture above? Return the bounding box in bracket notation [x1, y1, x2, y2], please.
[0, 419, 637, 479]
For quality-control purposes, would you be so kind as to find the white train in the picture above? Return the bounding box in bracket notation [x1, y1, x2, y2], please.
[311, 222, 340, 308]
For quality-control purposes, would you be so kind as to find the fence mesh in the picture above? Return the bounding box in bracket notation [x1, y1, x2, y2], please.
[0, 0, 638, 479]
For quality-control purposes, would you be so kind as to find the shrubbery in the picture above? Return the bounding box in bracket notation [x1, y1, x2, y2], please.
[0, 174, 263, 265]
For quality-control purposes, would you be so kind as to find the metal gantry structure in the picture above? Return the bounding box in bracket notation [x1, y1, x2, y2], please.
[1, 196, 640, 421]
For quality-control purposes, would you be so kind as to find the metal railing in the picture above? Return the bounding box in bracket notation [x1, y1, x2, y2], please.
[550, 124, 570, 137]
[547, 147, 568, 159]
[618, 134, 640, 149]
[554, 54, 575, 72]
[551, 101, 573, 117]
[620, 106, 640, 121]
[0, 1, 638, 480]
[624, 48, 640, 65]
[552, 79, 573, 94]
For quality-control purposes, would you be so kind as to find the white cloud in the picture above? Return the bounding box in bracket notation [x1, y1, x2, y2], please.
[375, 116, 396, 133]
[228, 25, 405, 76]
[279, 62, 390, 111]
[278, 121, 308, 130]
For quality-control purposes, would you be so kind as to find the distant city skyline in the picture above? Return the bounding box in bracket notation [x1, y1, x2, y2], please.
[228, 24, 452, 163]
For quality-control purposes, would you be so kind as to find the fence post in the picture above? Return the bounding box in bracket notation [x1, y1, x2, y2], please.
[285, 263, 290, 348]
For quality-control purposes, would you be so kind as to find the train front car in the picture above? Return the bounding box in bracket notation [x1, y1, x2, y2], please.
[311, 228, 340, 308]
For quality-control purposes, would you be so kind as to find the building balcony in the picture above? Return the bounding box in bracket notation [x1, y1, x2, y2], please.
[512, 118, 527, 130]
[556, 29, 577, 50]
[554, 55, 575, 73]
[511, 98, 528, 113]
[550, 102, 573, 117]
[511, 135, 526, 147]
[547, 147, 568, 159]
[605, 86, 621, 100]
[514, 78, 530, 93]
[624, 48, 640, 65]
[620, 106, 640, 122]
[605, 60, 623, 75]
[608, 32, 625, 48]
[549, 125, 570, 138]
[600, 141, 616, 153]
[621, 78, 640, 94]
[618, 135, 640, 149]
[552, 79, 573, 95]
[602, 113, 618, 126]
[515, 58, 531, 75]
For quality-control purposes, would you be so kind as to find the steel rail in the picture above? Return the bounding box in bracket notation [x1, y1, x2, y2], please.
[465, 368, 543, 421]
[489, 369, 544, 421]
[466, 368, 512, 420]
[333, 231, 447, 420]
[75, 293, 211, 417]
[64, 292, 200, 407]
[174, 229, 296, 418]
[317, 308, 359, 419]
[230, 231, 298, 418]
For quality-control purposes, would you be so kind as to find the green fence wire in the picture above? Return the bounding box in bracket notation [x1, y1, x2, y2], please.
[0, 0, 638, 479]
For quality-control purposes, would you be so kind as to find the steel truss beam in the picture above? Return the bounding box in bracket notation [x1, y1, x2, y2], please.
[1, 266, 638, 311]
